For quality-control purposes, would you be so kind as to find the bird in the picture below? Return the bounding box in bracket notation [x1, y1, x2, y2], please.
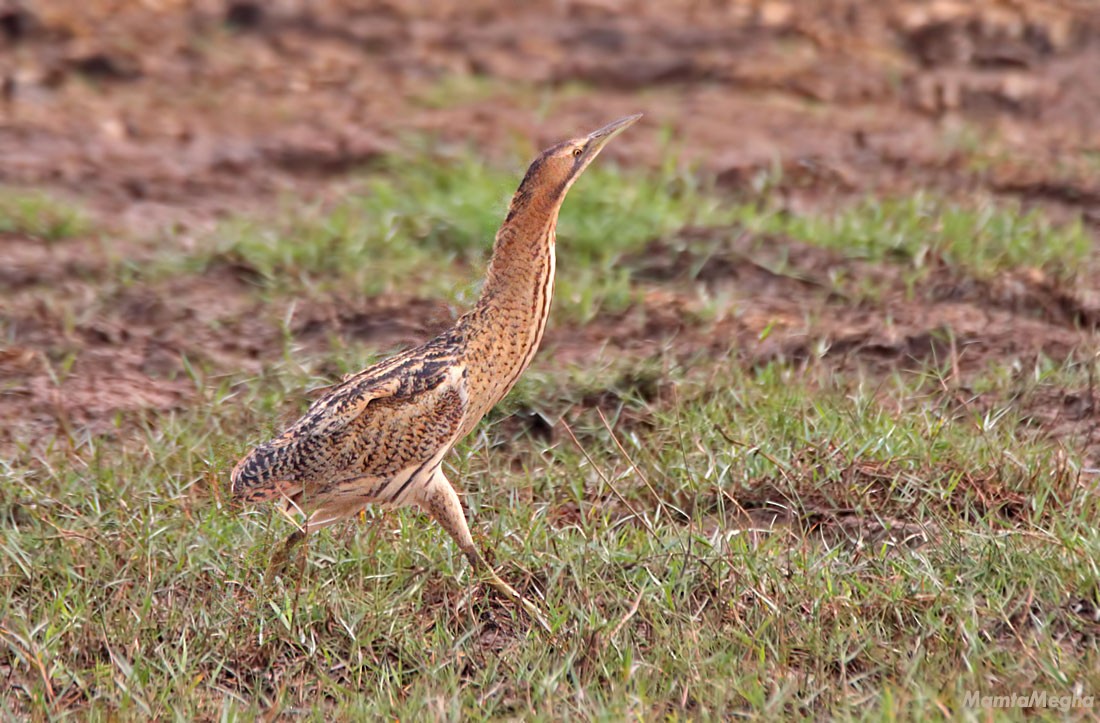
[231, 114, 641, 630]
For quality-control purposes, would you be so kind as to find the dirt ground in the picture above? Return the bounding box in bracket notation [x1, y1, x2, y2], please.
[1, 0, 1099, 464]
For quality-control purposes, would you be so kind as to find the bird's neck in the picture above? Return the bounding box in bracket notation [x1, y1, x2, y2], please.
[478, 208, 559, 317]
[459, 192, 561, 416]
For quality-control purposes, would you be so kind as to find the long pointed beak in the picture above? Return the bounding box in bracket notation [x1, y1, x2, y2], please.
[585, 114, 643, 152]
[565, 113, 642, 182]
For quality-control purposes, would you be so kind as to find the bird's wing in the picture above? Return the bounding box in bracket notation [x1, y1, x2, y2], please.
[231, 356, 468, 502]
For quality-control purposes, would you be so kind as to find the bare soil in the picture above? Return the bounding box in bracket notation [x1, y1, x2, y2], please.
[1, 0, 1099, 466]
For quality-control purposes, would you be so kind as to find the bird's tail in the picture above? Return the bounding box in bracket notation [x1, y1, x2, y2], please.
[230, 439, 303, 503]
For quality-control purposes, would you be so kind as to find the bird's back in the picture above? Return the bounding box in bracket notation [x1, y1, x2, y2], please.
[231, 332, 470, 509]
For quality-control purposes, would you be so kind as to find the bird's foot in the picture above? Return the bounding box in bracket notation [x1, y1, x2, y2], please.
[487, 573, 554, 637]
[466, 550, 553, 637]
[263, 529, 306, 587]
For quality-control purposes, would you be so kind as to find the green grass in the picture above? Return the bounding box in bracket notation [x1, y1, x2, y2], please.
[188, 152, 738, 323]
[3, 347, 1098, 719]
[0, 188, 90, 240]
[157, 154, 1092, 330]
[741, 192, 1091, 281]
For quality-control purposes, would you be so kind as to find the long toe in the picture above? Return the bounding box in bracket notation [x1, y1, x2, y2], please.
[484, 570, 553, 636]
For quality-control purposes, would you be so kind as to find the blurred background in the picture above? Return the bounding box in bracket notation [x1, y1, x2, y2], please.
[3, 0, 1098, 226]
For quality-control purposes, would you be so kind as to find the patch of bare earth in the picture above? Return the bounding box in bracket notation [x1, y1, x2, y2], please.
[1, 1, 1098, 225]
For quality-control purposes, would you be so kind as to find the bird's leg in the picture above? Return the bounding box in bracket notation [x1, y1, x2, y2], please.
[420, 469, 552, 636]
[264, 528, 306, 586]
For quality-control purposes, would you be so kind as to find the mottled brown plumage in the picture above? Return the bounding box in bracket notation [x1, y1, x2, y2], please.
[231, 114, 641, 629]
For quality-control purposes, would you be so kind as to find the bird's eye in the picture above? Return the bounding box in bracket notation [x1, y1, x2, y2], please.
[572, 147, 583, 158]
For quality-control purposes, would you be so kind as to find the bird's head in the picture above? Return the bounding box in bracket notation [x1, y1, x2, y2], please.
[507, 114, 642, 220]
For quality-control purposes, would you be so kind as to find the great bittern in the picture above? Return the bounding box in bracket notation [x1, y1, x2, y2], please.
[231, 114, 641, 630]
